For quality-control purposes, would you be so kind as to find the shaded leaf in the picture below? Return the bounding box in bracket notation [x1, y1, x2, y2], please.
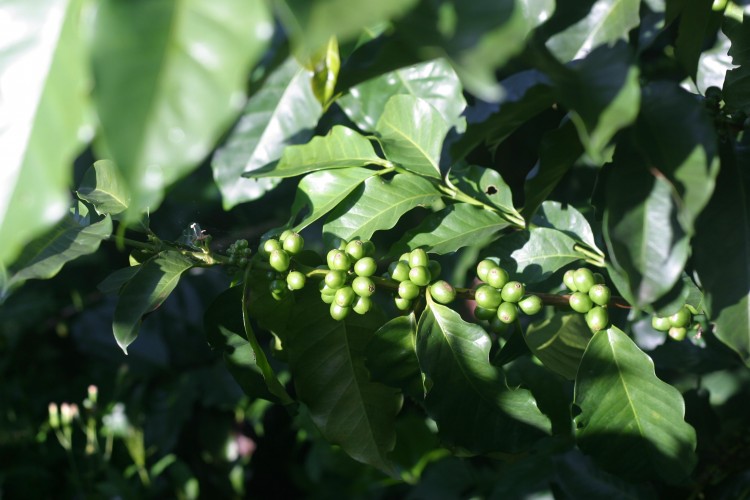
[533, 201, 603, 255]
[92, 0, 272, 218]
[574, 325, 697, 483]
[246, 126, 385, 178]
[323, 173, 441, 244]
[211, 57, 322, 208]
[77, 160, 129, 216]
[98, 266, 141, 295]
[0, 0, 90, 267]
[525, 314, 592, 380]
[365, 314, 422, 398]
[416, 298, 551, 454]
[722, 7, 750, 112]
[376, 95, 450, 178]
[113, 251, 194, 353]
[674, 0, 715, 80]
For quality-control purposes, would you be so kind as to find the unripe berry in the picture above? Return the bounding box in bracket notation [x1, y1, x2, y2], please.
[354, 257, 377, 277]
[330, 303, 350, 321]
[270, 279, 287, 300]
[279, 229, 293, 242]
[476, 259, 498, 282]
[668, 326, 687, 341]
[394, 297, 412, 311]
[398, 280, 420, 300]
[320, 290, 335, 304]
[586, 306, 609, 332]
[353, 296, 372, 315]
[263, 238, 281, 256]
[563, 270, 578, 292]
[569, 292, 593, 313]
[593, 272, 605, 285]
[500, 281, 525, 303]
[334, 286, 356, 307]
[286, 271, 306, 290]
[497, 302, 518, 324]
[326, 249, 338, 269]
[475, 285, 502, 309]
[669, 307, 692, 328]
[474, 305, 497, 321]
[518, 295, 543, 315]
[269, 249, 291, 272]
[330, 250, 351, 271]
[361, 240, 376, 257]
[428, 260, 442, 279]
[409, 248, 429, 268]
[588, 284, 611, 306]
[390, 261, 410, 282]
[651, 316, 671, 332]
[486, 267, 509, 289]
[409, 266, 432, 287]
[325, 270, 347, 289]
[352, 276, 376, 297]
[429, 280, 456, 304]
[573, 268, 596, 293]
[345, 240, 366, 261]
[489, 315, 510, 334]
[282, 233, 304, 254]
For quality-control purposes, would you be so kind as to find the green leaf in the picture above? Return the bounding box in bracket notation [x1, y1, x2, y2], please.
[365, 314, 422, 399]
[674, 0, 715, 80]
[98, 266, 141, 295]
[323, 173, 441, 244]
[246, 126, 385, 178]
[417, 298, 551, 454]
[574, 326, 697, 483]
[545, 0, 640, 62]
[722, 6, 750, 112]
[1, 212, 112, 301]
[525, 314, 593, 380]
[533, 201, 603, 256]
[212, 57, 323, 208]
[448, 164, 523, 223]
[113, 251, 194, 354]
[603, 147, 690, 307]
[286, 288, 401, 474]
[77, 160, 130, 216]
[0, 0, 90, 267]
[339, 58, 467, 132]
[487, 227, 582, 283]
[92, 0, 272, 218]
[376, 95, 450, 178]
[389, 203, 511, 256]
[693, 143, 750, 366]
[290, 168, 376, 232]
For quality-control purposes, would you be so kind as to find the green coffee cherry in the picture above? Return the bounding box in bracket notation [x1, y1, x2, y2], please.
[474, 305, 497, 321]
[518, 295, 543, 315]
[573, 268, 595, 293]
[588, 284, 611, 306]
[345, 240, 366, 261]
[394, 297, 412, 311]
[429, 280, 456, 304]
[409, 266, 432, 287]
[326, 249, 338, 269]
[263, 238, 282, 256]
[325, 270, 347, 289]
[399, 252, 411, 263]
[329, 250, 351, 271]
[569, 292, 593, 313]
[486, 267, 510, 289]
[334, 286, 356, 307]
[398, 280, 420, 300]
[352, 276, 376, 297]
[354, 257, 377, 277]
[330, 303, 350, 321]
[500, 281, 525, 303]
[563, 270, 578, 292]
[668, 326, 687, 341]
[476, 259, 498, 282]
[497, 302, 518, 324]
[669, 307, 692, 328]
[409, 248, 429, 268]
[320, 292, 335, 304]
[489, 315, 510, 334]
[286, 271, 306, 290]
[651, 316, 671, 331]
[428, 260, 442, 279]
[390, 261, 411, 282]
[593, 272, 605, 285]
[279, 229, 293, 242]
[282, 233, 304, 254]
[270, 279, 288, 300]
[475, 285, 502, 309]
[269, 249, 291, 272]
[586, 306, 609, 332]
[353, 296, 372, 315]
[361, 240, 376, 257]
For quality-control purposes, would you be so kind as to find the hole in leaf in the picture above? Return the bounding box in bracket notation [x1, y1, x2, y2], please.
[485, 185, 498, 195]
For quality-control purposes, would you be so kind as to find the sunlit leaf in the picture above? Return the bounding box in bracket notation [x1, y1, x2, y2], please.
[77, 160, 129, 216]
[533, 201, 603, 256]
[448, 164, 523, 224]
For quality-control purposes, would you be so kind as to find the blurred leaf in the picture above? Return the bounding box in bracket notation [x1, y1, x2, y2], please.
[1, 212, 112, 301]
[212, 57, 323, 208]
[448, 164, 523, 224]
[365, 314, 422, 398]
[389, 203, 510, 256]
[575, 325, 697, 483]
[77, 160, 129, 216]
[376, 95, 450, 178]
[545, 0, 640, 62]
[286, 288, 401, 475]
[417, 298, 551, 454]
[722, 6, 750, 112]
[98, 266, 141, 295]
[533, 201, 603, 255]
[0, 0, 89, 268]
[525, 314, 592, 380]
[339, 58, 467, 132]
[113, 250, 194, 353]
[92, 0, 272, 218]
[246, 126, 386, 178]
[290, 168, 376, 232]
[310, 36, 340, 107]
[323, 173, 441, 244]
[674, 0, 714, 80]
[487, 227, 582, 283]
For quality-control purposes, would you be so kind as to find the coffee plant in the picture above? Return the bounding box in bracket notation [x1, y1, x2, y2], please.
[3, 0, 750, 496]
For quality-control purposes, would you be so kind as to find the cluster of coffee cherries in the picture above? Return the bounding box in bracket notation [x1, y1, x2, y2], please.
[651, 306, 695, 341]
[563, 267, 611, 333]
[226, 239, 252, 268]
[320, 239, 379, 320]
[471, 259, 543, 332]
[261, 230, 306, 300]
[387, 248, 442, 311]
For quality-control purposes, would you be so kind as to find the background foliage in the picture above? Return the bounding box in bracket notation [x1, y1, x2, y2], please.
[2, 0, 750, 498]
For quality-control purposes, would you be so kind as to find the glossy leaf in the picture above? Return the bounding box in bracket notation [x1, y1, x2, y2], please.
[376, 95, 450, 178]
[339, 58, 467, 132]
[2, 212, 112, 301]
[416, 298, 551, 454]
[286, 289, 401, 474]
[246, 126, 385, 178]
[365, 314, 422, 398]
[390, 203, 510, 256]
[533, 201, 603, 256]
[212, 57, 322, 208]
[77, 160, 129, 216]
[92, 0, 272, 218]
[546, 0, 640, 62]
[488, 227, 582, 283]
[323, 173, 441, 244]
[574, 326, 697, 483]
[113, 251, 194, 353]
[290, 168, 376, 232]
[448, 164, 523, 223]
[98, 266, 141, 295]
[0, 0, 89, 268]
[525, 314, 592, 380]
